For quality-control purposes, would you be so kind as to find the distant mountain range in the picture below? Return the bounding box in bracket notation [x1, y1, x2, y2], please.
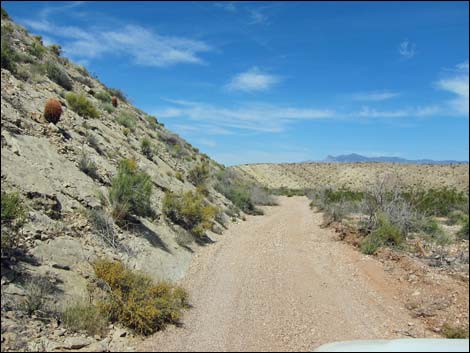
[310, 153, 468, 164]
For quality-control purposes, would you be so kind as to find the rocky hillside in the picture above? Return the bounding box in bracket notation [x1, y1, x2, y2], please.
[1, 12, 261, 351]
[235, 162, 469, 192]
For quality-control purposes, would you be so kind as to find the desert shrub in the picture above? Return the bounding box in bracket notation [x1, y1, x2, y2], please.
[122, 128, 130, 137]
[1, 191, 25, 224]
[271, 187, 306, 197]
[86, 133, 102, 154]
[141, 137, 153, 159]
[95, 91, 112, 103]
[360, 214, 403, 255]
[76, 64, 90, 77]
[29, 40, 46, 59]
[458, 217, 469, 240]
[116, 113, 135, 130]
[446, 210, 468, 225]
[1, 39, 18, 73]
[248, 186, 277, 206]
[44, 98, 63, 124]
[145, 115, 158, 130]
[1, 192, 26, 258]
[175, 171, 184, 182]
[45, 61, 73, 90]
[49, 44, 62, 56]
[402, 187, 468, 217]
[215, 169, 264, 215]
[66, 92, 99, 118]
[101, 102, 115, 114]
[18, 278, 54, 316]
[188, 162, 210, 187]
[108, 159, 153, 222]
[79, 153, 99, 180]
[107, 87, 127, 103]
[61, 302, 108, 336]
[92, 260, 188, 335]
[163, 190, 217, 237]
[441, 324, 469, 339]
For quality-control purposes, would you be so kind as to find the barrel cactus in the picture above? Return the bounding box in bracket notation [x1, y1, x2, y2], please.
[111, 96, 118, 108]
[44, 98, 63, 124]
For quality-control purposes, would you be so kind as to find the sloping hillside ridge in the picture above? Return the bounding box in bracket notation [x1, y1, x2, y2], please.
[1, 12, 256, 350]
[235, 162, 469, 192]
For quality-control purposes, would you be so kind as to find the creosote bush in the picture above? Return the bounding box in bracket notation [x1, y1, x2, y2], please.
[66, 92, 99, 119]
[458, 217, 469, 240]
[141, 137, 153, 159]
[92, 259, 188, 335]
[95, 91, 112, 103]
[163, 190, 217, 237]
[108, 159, 153, 222]
[1, 39, 18, 73]
[78, 153, 99, 180]
[43, 98, 62, 124]
[187, 162, 210, 187]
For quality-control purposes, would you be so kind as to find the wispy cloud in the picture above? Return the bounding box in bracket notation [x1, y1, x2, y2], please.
[399, 39, 416, 59]
[357, 105, 440, 118]
[155, 100, 334, 133]
[249, 8, 268, 24]
[225, 67, 281, 92]
[20, 9, 212, 67]
[350, 91, 401, 102]
[214, 2, 237, 13]
[435, 60, 469, 115]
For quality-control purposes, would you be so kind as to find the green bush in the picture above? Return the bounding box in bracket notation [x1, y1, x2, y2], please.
[108, 159, 153, 222]
[66, 92, 99, 118]
[187, 163, 210, 187]
[1, 39, 18, 73]
[141, 138, 153, 159]
[458, 217, 469, 240]
[45, 61, 73, 90]
[145, 115, 158, 130]
[402, 187, 468, 217]
[92, 260, 188, 335]
[1, 191, 25, 224]
[446, 210, 468, 225]
[360, 214, 403, 254]
[101, 102, 115, 114]
[49, 44, 62, 56]
[61, 302, 108, 336]
[1, 6, 9, 19]
[116, 113, 136, 129]
[29, 40, 46, 59]
[163, 190, 217, 237]
[1, 192, 26, 257]
[95, 91, 112, 103]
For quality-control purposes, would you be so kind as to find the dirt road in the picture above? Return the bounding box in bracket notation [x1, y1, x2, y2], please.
[139, 197, 432, 352]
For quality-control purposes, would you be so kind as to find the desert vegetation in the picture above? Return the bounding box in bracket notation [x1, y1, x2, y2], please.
[307, 173, 469, 255]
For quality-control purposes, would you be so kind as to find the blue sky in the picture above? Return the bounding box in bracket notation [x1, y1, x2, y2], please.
[4, 1, 469, 165]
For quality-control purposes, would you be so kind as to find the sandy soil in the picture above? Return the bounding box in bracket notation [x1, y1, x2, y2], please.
[139, 197, 436, 352]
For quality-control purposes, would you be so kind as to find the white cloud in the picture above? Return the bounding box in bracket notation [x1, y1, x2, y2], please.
[249, 9, 268, 24]
[20, 19, 212, 67]
[399, 39, 416, 59]
[225, 67, 280, 92]
[350, 91, 401, 102]
[214, 2, 237, 12]
[436, 61, 469, 115]
[357, 105, 440, 118]
[156, 100, 334, 133]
